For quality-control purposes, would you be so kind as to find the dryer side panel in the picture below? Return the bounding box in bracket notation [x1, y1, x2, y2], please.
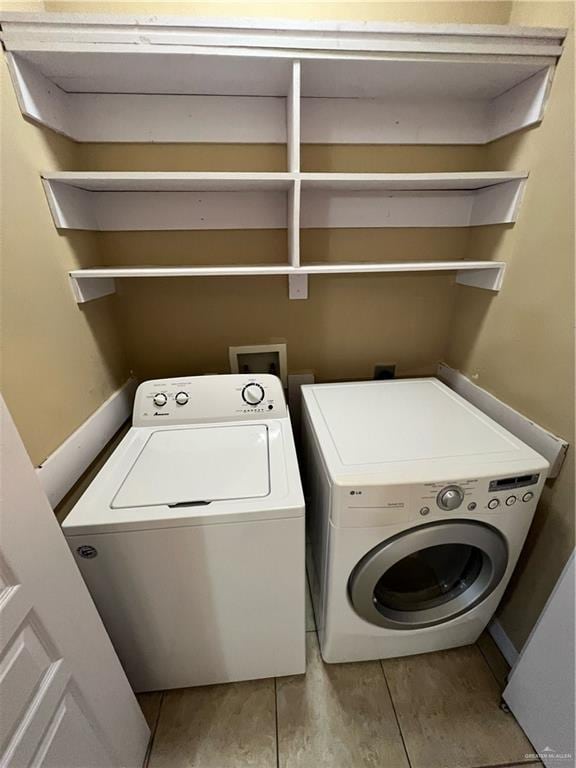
[302, 402, 333, 641]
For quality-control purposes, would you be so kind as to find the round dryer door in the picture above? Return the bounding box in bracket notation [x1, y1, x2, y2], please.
[348, 520, 508, 630]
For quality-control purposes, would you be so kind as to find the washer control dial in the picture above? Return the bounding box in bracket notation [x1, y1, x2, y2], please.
[242, 383, 265, 406]
[175, 391, 189, 406]
[153, 392, 168, 407]
[437, 485, 464, 511]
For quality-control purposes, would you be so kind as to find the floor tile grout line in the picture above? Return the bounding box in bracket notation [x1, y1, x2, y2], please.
[379, 660, 413, 768]
[467, 761, 542, 768]
[274, 676, 280, 768]
[144, 692, 165, 768]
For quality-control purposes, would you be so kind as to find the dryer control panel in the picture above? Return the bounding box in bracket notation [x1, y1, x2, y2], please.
[133, 374, 287, 426]
[337, 471, 546, 528]
[413, 474, 544, 516]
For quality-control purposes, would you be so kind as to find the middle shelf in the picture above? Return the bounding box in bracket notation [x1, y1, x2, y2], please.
[69, 262, 506, 304]
[42, 171, 527, 231]
[41, 171, 525, 302]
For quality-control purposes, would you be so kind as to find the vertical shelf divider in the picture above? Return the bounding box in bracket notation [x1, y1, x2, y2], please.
[287, 60, 301, 173]
[288, 181, 307, 299]
[287, 60, 306, 299]
[288, 181, 302, 268]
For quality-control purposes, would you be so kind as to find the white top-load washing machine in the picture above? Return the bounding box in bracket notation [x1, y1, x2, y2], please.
[63, 375, 305, 692]
[302, 378, 548, 663]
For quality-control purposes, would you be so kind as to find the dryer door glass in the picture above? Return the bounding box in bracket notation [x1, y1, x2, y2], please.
[348, 521, 508, 630]
[373, 543, 483, 613]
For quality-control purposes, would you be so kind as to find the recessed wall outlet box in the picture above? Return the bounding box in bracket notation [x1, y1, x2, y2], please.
[374, 364, 396, 380]
[229, 344, 288, 387]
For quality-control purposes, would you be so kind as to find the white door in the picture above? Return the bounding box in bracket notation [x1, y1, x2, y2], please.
[0, 397, 150, 768]
[503, 552, 575, 767]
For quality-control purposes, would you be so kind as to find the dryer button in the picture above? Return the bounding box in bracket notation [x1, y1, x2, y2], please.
[522, 491, 534, 502]
[488, 498, 500, 510]
[506, 495, 517, 506]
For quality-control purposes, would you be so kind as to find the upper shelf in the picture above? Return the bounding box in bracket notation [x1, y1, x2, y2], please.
[41, 171, 528, 231]
[1, 13, 566, 145]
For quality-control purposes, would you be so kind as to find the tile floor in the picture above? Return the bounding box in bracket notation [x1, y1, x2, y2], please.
[138, 577, 541, 768]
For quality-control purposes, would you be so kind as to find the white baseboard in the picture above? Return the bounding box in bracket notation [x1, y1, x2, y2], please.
[437, 363, 568, 478]
[488, 618, 520, 667]
[36, 378, 137, 507]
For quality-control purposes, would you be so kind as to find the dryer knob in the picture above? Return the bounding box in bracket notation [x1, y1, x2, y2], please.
[437, 485, 464, 511]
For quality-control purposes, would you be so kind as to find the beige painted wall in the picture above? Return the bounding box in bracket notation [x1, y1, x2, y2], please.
[0, 1, 131, 465]
[81, 143, 486, 382]
[62, 1, 494, 385]
[446, 2, 575, 650]
[0, 0, 505, 464]
[43, 1, 513, 25]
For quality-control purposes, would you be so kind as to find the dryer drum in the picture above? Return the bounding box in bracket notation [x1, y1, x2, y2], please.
[348, 520, 508, 630]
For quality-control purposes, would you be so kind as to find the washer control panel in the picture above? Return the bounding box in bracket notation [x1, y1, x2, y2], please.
[133, 374, 287, 426]
[242, 383, 265, 406]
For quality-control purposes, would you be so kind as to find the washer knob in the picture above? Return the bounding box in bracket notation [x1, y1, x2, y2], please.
[153, 392, 168, 407]
[175, 391, 189, 406]
[242, 383, 265, 406]
[437, 485, 464, 511]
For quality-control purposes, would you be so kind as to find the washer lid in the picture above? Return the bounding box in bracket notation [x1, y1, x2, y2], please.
[112, 424, 269, 509]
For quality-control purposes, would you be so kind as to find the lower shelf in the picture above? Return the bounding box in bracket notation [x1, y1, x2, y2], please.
[69, 261, 506, 303]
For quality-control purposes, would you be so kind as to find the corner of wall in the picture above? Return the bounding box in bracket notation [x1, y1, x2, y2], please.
[1, 54, 131, 466]
[445, 1, 575, 650]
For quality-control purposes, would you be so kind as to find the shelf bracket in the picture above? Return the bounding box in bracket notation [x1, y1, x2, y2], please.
[70, 274, 116, 304]
[456, 265, 505, 292]
[288, 273, 308, 300]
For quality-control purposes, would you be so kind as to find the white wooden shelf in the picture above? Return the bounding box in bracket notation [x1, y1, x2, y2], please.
[42, 172, 296, 231]
[69, 261, 506, 303]
[43, 172, 295, 192]
[42, 171, 522, 301]
[299, 172, 527, 228]
[1, 13, 566, 145]
[3, 14, 556, 304]
[42, 171, 527, 231]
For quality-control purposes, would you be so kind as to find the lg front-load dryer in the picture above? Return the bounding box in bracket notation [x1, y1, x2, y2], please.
[302, 378, 548, 663]
[63, 374, 305, 691]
